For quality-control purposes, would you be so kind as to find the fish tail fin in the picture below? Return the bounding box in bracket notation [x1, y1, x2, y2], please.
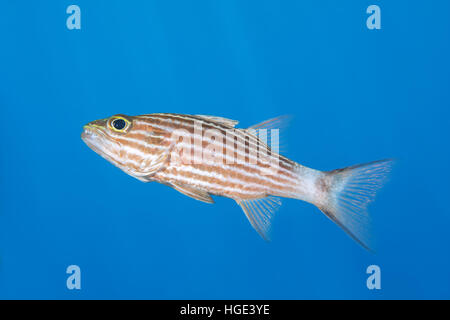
[315, 159, 394, 251]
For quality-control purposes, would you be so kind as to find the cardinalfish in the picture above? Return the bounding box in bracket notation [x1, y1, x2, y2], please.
[81, 113, 392, 250]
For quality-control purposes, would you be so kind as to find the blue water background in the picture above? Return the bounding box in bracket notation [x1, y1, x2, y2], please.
[0, 1, 449, 299]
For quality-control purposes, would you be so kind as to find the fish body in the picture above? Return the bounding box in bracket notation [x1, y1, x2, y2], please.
[82, 113, 392, 250]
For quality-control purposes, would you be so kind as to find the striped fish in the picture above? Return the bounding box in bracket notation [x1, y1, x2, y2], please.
[81, 113, 392, 250]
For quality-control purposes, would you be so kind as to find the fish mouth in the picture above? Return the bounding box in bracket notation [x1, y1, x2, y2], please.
[81, 124, 125, 168]
[81, 125, 105, 148]
[81, 125, 111, 158]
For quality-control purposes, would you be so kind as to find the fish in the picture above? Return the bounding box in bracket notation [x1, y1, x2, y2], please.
[81, 113, 393, 250]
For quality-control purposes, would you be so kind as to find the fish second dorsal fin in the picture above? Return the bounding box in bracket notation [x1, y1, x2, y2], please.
[195, 115, 239, 128]
[170, 182, 214, 204]
[247, 115, 291, 131]
[236, 196, 282, 240]
[244, 115, 291, 154]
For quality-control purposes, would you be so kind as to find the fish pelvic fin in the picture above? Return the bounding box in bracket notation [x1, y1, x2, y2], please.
[236, 196, 282, 241]
[170, 182, 214, 204]
[316, 159, 394, 252]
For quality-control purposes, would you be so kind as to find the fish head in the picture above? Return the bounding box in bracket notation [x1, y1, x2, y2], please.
[81, 114, 170, 179]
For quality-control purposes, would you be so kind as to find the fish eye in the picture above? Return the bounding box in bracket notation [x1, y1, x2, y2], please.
[108, 115, 131, 133]
[112, 118, 126, 130]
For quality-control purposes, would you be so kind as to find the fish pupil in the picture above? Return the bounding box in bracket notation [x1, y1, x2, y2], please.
[113, 119, 126, 130]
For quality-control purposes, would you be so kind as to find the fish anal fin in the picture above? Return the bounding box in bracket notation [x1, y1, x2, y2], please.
[236, 196, 282, 241]
[171, 183, 214, 204]
[195, 115, 239, 128]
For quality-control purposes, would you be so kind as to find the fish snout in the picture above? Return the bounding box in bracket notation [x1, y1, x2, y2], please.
[81, 124, 95, 139]
[82, 118, 108, 138]
[81, 124, 105, 146]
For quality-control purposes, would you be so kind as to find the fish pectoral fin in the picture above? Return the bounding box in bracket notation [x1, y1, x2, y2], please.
[194, 115, 239, 128]
[139, 143, 176, 180]
[142, 152, 169, 176]
[170, 183, 214, 204]
[236, 196, 282, 241]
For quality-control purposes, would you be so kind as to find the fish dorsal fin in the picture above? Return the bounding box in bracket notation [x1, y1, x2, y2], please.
[236, 196, 282, 240]
[170, 182, 214, 204]
[247, 115, 291, 130]
[195, 115, 239, 128]
[245, 115, 291, 154]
